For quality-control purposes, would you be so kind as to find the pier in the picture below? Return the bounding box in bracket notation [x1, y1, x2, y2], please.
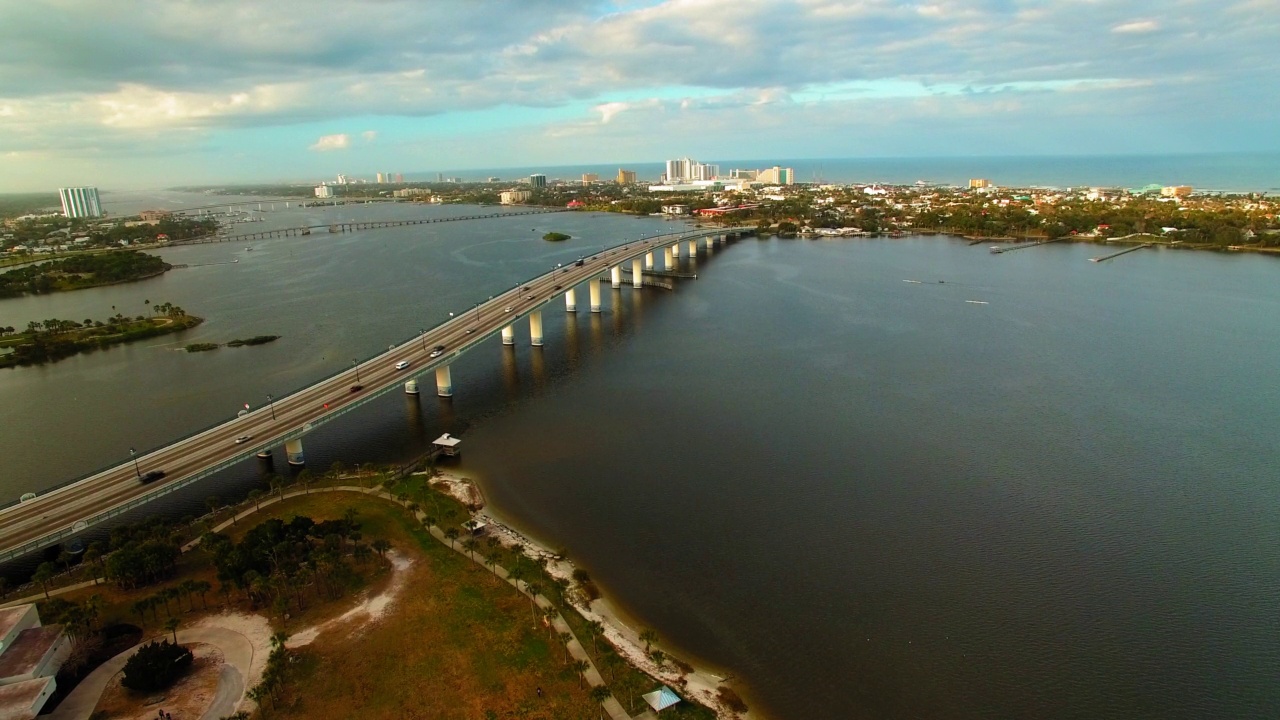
[1090, 243, 1153, 262]
[988, 238, 1067, 254]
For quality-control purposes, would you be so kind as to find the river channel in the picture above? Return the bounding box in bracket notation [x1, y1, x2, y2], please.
[2, 198, 1278, 719]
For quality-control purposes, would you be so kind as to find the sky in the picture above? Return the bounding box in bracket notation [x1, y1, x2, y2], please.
[0, 0, 1277, 192]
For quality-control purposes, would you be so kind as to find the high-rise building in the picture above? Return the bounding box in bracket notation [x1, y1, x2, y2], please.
[968, 178, 992, 189]
[395, 173, 404, 184]
[616, 169, 637, 184]
[437, 173, 444, 182]
[376, 172, 386, 183]
[58, 187, 103, 218]
[755, 166, 795, 185]
[665, 158, 719, 183]
[529, 174, 547, 188]
[315, 185, 334, 198]
[581, 173, 599, 184]
[336, 174, 348, 185]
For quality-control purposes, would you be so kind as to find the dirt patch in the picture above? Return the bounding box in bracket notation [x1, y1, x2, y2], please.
[190, 611, 273, 694]
[287, 550, 414, 648]
[425, 472, 486, 510]
[92, 643, 222, 720]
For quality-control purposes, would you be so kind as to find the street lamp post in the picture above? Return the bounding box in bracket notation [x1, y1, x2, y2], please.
[419, 329, 427, 352]
[352, 359, 360, 383]
[473, 303, 480, 325]
[129, 447, 141, 479]
[266, 394, 276, 420]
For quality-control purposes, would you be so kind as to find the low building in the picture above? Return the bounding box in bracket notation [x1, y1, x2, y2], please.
[0, 605, 69, 720]
[499, 190, 532, 205]
[138, 210, 171, 222]
[661, 204, 690, 215]
[314, 185, 334, 199]
[581, 173, 599, 184]
[616, 169, 637, 184]
[1161, 185, 1193, 198]
[968, 178, 992, 189]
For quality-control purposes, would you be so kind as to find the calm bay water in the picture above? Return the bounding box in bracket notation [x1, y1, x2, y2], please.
[2, 203, 1278, 719]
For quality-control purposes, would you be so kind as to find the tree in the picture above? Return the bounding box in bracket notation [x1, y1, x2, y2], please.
[205, 495, 221, 517]
[83, 545, 102, 585]
[164, 617, 180, 643]
[558, 631, 573, 663]
[33, 562, 56, 599]
[121, 640, 192, 692]
[484, 551, 501, 582]
[589, 685, 613, 719]
[525, 582, 543, 621]
[572, 659, 590, 687]
[462, 538, 479, 562]
[444, 528, 459, 549]
[423, 515, 438, 531]
[640, 628, 658, 654]
[371, 538, 391, 559]
[247, 489, 263, 511]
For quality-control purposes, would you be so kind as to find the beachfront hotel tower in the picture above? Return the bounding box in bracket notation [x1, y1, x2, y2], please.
[58, 187, 103, 218]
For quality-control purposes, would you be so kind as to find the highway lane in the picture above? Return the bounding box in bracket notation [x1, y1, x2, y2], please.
[0, 228, 748, 558]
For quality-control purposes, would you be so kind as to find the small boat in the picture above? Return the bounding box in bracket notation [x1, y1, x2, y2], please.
[989, 247, 1004, 254]
[903, 280, 922, 284]
[965, 300, 989, 305]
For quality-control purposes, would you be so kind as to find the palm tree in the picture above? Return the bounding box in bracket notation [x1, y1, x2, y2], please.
[572, 659, 590, 687]
[205, 495, 221, 518]
[193, 580, 212, 609]
[247, 489, 263, 511]
[484, 551, 501, 582]
[32, 562, 55, 599]
[462, 538, 478, 562]
[639, 629, 658, 654]
[164, 617, 179, 643]
[423, 515, 438, 532]
[589, 686, 612, 719]
[558, 631, 573, 663]
[525, 582, 543, 621]
[371, 538, 391, 559]
[444, 528, 459, 549]
[296, 469, 313, 494]
[586, 620, 605, 658]
[83, 546, 102, 585]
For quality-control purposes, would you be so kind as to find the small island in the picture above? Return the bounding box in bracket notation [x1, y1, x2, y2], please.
[0, 250, 170, 298]
[542, 231, 571, 242]
[0, 303, 201, 368]
[186, 335, 280, 352]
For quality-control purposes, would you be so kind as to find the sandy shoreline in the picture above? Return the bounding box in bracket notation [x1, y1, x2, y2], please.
[430, 470, 757, 720]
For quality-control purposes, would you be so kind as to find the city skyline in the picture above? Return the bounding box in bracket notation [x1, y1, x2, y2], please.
[1, 0, 1278, 192]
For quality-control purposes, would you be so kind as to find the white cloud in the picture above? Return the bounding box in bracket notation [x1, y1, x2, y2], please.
[1112, 20, 1160, 34]
[309, 133, 350, 151]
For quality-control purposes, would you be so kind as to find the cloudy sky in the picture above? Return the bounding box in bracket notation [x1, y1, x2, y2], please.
[0, 0, 1276, 191]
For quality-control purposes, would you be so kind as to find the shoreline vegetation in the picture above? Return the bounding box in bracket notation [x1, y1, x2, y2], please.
[4, 465, 742, 719]
[542, 231, 571, 242]
[185, 335, 280, 352]
[0, 250, 171, 298]
[0, 303, 199, 368]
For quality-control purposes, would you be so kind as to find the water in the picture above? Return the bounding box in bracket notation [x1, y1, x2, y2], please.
[3, 205, 1279, 719]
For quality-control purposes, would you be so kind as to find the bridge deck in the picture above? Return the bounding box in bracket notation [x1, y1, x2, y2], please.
[0, 227, 753, 561]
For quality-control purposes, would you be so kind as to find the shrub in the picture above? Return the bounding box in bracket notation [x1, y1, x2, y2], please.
[121, 640, 193, 692]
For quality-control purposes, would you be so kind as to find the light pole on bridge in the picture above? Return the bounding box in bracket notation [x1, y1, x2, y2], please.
[419, 329, 427, 352]
[352, 359, 360, 383]
[266, 394, 276, 421]
[129, 447, 141, 479]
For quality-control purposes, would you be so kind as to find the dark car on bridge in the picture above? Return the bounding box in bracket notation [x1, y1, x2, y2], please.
[430, 345, 445, 358]
[139, 470, 166, 484]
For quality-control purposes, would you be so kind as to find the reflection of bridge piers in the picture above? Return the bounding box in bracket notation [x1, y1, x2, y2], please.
[0, 226, 754, 562]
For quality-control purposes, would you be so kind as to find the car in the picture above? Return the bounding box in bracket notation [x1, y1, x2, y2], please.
[504, 306, 514, 313]
[553, 284, 561, 290]
[521, 286, 530, 291]
[575, 259, 585, 266]
[465, 328, 476, 334]
[394, 360, 410, 370]
[430, 345, 445, 358]
[234, 435, 252, 444]
[525, 295, 534, 300]
[140, 470, 166, 484]
[349, 385, 363, 393]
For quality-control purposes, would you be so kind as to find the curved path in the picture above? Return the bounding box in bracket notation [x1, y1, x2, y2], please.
[47, 626, 256, 720]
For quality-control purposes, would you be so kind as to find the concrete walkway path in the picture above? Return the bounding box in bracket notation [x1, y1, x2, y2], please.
[47, 626, 256, 720]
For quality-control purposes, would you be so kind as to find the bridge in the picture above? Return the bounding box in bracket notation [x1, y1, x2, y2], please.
[0, 226, 755, 562]
[173, 208, 570, 245]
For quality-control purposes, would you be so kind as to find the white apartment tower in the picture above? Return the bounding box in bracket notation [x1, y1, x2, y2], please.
[58, 187, 103, 218]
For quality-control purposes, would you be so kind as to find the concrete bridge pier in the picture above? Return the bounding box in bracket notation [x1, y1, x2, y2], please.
[645, 251, 655, 270]
[705, 235, 716, 249]
[529, 310, 544, 346]
[564, 287, 577, 312]
[610, 265, 622, 289]
[632, 258, 643, 288]
[663, 247, 674, 270]
[501, 325, 515, 345]
[688, 239, 698, 256]
[285, 438, 305, 466]
[435, 365, 453, 397]
[404, 379, 419, 395]
[589, 282, 602, 313]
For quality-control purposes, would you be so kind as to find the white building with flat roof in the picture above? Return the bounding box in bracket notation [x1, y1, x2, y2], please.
[58, 187, 103, 218]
